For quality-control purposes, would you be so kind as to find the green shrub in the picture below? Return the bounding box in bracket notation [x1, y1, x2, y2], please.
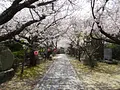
[13, 50, 24, 59]
[3, 40, 23, 52]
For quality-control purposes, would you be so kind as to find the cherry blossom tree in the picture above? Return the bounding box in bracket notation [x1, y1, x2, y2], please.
[90, 0, 120, 45]
[0, 0, 75, 42]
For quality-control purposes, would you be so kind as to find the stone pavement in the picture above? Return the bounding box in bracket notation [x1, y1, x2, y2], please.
[34, 54, 84, 90]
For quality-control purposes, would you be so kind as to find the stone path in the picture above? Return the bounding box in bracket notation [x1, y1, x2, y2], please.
[34, 54, 84, 90]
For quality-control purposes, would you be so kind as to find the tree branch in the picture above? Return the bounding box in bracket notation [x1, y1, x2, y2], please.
[0, 0, 57, 25]
[0, 20, 39, 42]
[90, 28, 116, 44]
[37, 0, 57, 6]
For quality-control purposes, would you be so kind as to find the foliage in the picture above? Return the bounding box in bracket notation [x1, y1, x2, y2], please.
[3, 40, 23, 52]
[13, 50, 24, 59]
[105, 43, 116, 49]
[112, 45, 120, 60]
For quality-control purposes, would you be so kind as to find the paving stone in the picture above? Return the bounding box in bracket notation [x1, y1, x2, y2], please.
[34, 54, 85, 90]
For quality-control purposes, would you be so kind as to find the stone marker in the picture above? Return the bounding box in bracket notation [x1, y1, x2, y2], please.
[104, 48, 112, 60]
[0, 45, 14, 71]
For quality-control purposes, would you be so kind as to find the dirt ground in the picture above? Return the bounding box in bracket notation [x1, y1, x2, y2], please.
[70, 59, 120, 90]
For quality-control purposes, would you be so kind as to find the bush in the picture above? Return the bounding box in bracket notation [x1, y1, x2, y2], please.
[13, 50, 24, 59]
[12, 50, 24, 71]
[3, 40, 23, 52]
[112, 45, 120, 60]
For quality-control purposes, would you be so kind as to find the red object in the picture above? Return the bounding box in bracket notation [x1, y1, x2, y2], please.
[34, 51, 38, 56]
[48, 48, 51, 52]
[54, 48, 57, 52]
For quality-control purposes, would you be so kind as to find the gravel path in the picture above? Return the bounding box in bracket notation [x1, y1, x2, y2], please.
[34, 54, 84, 90]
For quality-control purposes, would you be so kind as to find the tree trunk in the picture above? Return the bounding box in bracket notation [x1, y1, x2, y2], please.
[78, 48, 81, 61]
[29, 50, 37, 66]
[20, 48, 27, 78]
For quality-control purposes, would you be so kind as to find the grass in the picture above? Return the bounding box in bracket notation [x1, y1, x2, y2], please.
[0, 60, 54, 90]
[70, 59, 120, 90]
[16, 61, 50, 79]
